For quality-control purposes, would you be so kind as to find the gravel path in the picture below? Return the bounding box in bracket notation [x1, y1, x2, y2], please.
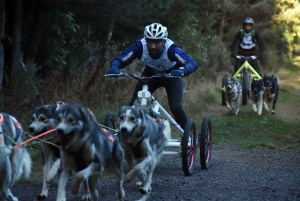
[12, 144, 300, 201]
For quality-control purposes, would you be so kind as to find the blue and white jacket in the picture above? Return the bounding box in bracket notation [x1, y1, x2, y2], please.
[110, 38, 198, 76]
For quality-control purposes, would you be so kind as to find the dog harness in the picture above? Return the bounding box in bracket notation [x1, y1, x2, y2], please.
[0, 113, 23, 146]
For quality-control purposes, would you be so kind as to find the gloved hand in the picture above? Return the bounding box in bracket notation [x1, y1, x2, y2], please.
[170, 68, 185, 77]
[107, 67, 120, 74]
[236, 55, 241, 59]
[256, 52, 263, 58]
[251, 55, 257, 60]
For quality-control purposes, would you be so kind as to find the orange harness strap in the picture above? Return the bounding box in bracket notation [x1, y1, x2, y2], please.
[102, 128, 114, 143]
[0, 114, 21, 129]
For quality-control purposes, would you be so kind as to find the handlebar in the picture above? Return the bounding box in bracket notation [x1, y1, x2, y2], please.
[105, 72, 182, 82]
[236, 55, 257, 60]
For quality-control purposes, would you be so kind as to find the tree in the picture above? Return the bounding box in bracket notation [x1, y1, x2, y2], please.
[273, 0, 300, 66]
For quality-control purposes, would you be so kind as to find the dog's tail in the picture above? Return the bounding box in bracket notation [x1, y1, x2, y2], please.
[162, 119, 171, 144]
[22, 149, 32, 179]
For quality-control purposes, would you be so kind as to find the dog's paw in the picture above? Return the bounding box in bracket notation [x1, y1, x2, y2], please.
[36, 194, 47, 200]
[135, 181, 143, 187]
[81, 194, 91, 201]
[272, 110, 276, 114]
[139, 186, 151, 195]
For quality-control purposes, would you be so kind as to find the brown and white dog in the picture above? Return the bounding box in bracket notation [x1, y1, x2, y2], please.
[263, 74, 279, 114]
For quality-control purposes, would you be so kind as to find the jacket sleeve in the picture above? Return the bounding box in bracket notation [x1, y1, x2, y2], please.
[230, 31, 241, 56]
[255, 31, 264, 57]
[167, 44, 198, 76]
[109, 40, 143, 69]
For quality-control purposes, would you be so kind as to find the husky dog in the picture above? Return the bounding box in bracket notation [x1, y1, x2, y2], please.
[118, 106, 171, 201]
[54, 103, 125, 201]
[0, 112, 32, 201]
[250, 78, 265, 115]
[28, 101, 65, 200]
[263, 74, 279, 114]
[225, 77, 242, 115]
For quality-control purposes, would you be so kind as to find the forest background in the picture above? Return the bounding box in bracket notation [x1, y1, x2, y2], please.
[0, 0, 299, 124]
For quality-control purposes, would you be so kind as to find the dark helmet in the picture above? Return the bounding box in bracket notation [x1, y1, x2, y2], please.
[243, 17, 254, 26]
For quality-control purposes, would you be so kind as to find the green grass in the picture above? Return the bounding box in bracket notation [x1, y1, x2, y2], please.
[211, 112, 300, 153]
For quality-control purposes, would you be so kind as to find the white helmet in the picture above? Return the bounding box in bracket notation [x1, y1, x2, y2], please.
[144, 23, 168, 39]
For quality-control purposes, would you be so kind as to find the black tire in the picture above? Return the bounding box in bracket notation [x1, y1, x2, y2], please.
[221, 76, 227, 105]
[181, 119, 197, 176]
[199, 116, 212, 169]
[104, 112, 117, 130]
[242, 74, 249, 105]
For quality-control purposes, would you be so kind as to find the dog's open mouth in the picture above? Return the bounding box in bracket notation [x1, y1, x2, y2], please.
[120, 132, 131, 144]
[57, 131, 75, 149]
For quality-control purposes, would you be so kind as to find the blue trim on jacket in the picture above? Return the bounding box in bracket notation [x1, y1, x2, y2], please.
[109, 40, 198, 76]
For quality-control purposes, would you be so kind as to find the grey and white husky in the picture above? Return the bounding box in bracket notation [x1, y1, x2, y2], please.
[118, 106, 171, 201]
[28, 101, 64, 200]
[0, 112, 32, 201]
[54, 103, 125, 201]
[225, 77, 242, 115]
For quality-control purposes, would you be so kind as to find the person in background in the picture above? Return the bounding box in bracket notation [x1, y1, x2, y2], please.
[230, 17, 264, 74]
[107, 23, 198, 129]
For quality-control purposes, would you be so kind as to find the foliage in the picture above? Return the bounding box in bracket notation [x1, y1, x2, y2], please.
[44, 10, 80, 71]
[273, 0, 300, 66]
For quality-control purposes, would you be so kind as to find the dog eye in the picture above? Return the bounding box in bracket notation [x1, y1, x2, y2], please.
[68, 117, 75, 123]
[56, 116, 62, 122]
[130, 116, 135, 121]
[40, 116, 47, 122]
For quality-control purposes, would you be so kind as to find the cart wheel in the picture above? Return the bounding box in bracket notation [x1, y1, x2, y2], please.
[181, 119, 197, 176]
[104, 112, 117, 130]
[242, 74, 249, 105]
[199, 116, 212, 169]
[221, 76, 227, 105]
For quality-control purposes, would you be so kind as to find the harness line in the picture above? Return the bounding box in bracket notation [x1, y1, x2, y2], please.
[14, 129, 56, 152]
[26, 132, 60, 149]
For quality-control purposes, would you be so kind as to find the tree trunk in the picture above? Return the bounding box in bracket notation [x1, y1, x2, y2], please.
[0, 0, 6, 90]
[10, 0, 23, 77]
[24, 1, 47, 66]
[218, 0, 225, 39]
[81, 19, 114, 99]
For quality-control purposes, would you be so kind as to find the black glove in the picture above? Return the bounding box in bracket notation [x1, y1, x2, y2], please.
[256, 52, 263, 58]
[230, 53, 236, 58]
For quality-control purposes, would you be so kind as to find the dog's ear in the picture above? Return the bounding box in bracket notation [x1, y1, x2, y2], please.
[118, 106, 128, 117]
[48, 101, 59, 114]
[33, 95, 43, 108]
[80, 105, 93, 122]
